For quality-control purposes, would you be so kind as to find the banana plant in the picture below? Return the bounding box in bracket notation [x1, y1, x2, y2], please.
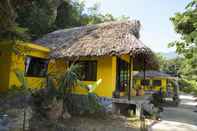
[55, 64, 81, 116]
[58, 64, 81, 97]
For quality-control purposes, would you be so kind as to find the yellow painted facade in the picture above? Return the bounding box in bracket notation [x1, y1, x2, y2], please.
[0, 47, 12, 92]
[134, 78, 167, 93]
[0, 42, 50, 91]
[48, 56, 120, 97]
[0, 42, 133, 97]
[71, 56, 118, 97]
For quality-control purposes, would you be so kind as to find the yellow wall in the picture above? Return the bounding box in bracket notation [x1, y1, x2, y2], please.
[48, 58, 68, 75]
[71, 56, 117, 97]
[134, 78, 167, 92]
[0, 51, 12, 92]
[47, 56, 117, 97]
[49, 54, 133, 98]
[0, 42, 50, 91]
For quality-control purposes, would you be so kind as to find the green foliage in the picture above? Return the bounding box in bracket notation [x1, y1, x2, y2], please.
[0, 0, 32, 40]
[1, 0, 129, 41]
[55, 0, 85, 29]
[53, 64, 104, 114]
[179, 53, 197, 81]
[31, 64, 103, 117]
[16, 0, 60, 39]
[35, 64, 81, 101]
[179, 78, 197, 93]
[65, 93, 104, 115]
[157, 53, 197, 94]
[57, 64, 81, 97]
[169, 1, 197, 94]
[156, 53, 181, 76]
[170, 0, 197, 58]
[30, 64, 81, 119]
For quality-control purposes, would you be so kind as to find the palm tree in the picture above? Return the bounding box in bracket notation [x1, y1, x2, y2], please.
[55, 64, 81, 117]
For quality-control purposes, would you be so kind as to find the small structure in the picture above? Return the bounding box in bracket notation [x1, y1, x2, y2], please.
[134, 70, 178, 97]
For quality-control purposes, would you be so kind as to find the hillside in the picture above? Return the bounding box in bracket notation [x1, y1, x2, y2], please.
[159, 52, 178, 59]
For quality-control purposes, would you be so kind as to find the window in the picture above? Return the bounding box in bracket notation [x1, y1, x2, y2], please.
[141, 80, 150, 86]
[118, 58, 129, 91]
[77, 61, 97, 81]
[153, 80, 162, 86]
[25, 56, 48, 77]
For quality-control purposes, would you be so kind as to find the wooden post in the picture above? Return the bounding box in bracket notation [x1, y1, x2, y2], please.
[113, 56, 120, 98]
[116, 57, 120, 92]
[128, 56, 133, 101]
[143, 58, 146, 80]
[128, 56, 131, 100]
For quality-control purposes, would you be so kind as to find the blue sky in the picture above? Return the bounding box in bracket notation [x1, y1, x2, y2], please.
[84, 0, 189, 53]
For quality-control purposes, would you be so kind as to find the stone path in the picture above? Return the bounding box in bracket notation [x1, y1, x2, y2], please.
[150, 93, 197, 131]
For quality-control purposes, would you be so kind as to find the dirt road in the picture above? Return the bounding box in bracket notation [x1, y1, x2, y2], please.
[150, 93, 197, 131]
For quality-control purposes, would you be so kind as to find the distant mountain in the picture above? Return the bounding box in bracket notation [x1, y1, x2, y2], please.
[159, 52, 179, 59]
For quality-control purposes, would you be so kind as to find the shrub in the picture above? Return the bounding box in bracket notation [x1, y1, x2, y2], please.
[179, 78, 197, 94]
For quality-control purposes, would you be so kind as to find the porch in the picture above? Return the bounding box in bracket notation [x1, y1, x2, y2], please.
[113, 54, 150, 99]
[96, 95, 152, 118]
[111, 95, 152, 117]
[111, 54, 157, 118]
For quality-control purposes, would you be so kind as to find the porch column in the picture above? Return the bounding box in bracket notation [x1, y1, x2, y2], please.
[143, 58, 146, 79]
[112, 56, 118, 97]
[128, 56, 133, 100]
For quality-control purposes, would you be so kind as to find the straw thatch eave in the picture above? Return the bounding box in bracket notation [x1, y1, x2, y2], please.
[35, 20, 159, 70]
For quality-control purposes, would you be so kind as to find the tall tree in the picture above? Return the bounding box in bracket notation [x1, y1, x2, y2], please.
[170, 0, 197, 83]
[0, 0, 32, 40]
[170, 0, 197, 58]
[55, 0, 85, 29]
[1, 0, 129, 41]
[16, 0, 62, 39]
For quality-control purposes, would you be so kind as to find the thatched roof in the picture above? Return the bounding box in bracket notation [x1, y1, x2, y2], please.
[134, 71, 175, 79]
[35, 20, 159, 70]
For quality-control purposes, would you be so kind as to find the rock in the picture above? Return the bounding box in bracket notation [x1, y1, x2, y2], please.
[62, 111, 71, 120]
[46, 99, 63, 121]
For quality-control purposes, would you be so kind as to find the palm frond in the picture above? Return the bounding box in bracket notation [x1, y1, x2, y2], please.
[58, 64, 81, 95]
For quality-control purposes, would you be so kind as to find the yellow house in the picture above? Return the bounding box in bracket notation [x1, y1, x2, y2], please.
[0, 21, 158, 98]
[35, 20, 158, 98]
[133, 71, 175, 96]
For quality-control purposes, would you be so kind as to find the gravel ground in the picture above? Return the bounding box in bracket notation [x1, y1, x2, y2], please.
[150, 93, 197, 131]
